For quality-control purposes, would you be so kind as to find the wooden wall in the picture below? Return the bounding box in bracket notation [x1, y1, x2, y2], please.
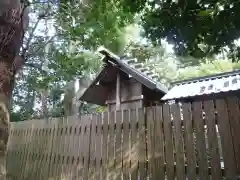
[106, 78, 143, 111]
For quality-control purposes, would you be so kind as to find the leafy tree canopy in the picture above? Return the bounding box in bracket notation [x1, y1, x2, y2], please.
[133, 0, 240, 60]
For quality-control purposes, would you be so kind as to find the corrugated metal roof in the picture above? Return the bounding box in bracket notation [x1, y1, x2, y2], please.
[162, 70, 240, 100]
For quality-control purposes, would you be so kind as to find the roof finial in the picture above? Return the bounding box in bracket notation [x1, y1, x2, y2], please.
[97, 46, 120, 60]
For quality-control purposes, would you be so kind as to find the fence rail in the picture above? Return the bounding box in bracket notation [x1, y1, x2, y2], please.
[6, 97, 240, 179]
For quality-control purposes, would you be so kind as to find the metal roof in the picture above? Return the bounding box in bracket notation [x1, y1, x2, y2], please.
[161, 70, 240, 101]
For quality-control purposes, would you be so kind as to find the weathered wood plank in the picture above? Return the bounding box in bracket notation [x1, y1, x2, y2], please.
[225, 96, 240, 174]
[122, 109, 130, 180]
[20, 126, 27, 179]
[64, 121, 71, 178]
[107, 111, 115, 179]
[154, 106, 165, 180]
[115, 110, 122, 179]
[146, 107, 155, 179]
[138, 108, 147, 180]
[37, 123, 46, 179]
[95, 114, 102, 179]
[56, 121, 64, 179]
[101, 112, 108, 180]
[192, 101, 209, 180]
[48, 121, 56, 178]
[163, 104, 175, 180]
[130, 109, 138, 180]
[61, 120, 69, 179]
[204, 100, 222, 179]
[171, 103, 185, 180]
[88, 114, 97, 180]
[215, 99, 237, 179]
[72, 120, 81, 179]
[77, 117, 84, 179]
[182, 103, 197, 180]
[83, 115, 92, 180]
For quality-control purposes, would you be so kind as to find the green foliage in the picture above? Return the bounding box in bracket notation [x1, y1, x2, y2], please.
[127, 42, 240, 87]
[56, 0, 137, 53]
[130, 0, 240, 59]
[12, 0, 139, 120]
[177, 60, 240, 81]
[12, 0, 240, 122]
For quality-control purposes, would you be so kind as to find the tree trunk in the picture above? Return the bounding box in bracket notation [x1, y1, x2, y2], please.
[63, 80, 76, 117]
[0, 1, 29, 179]
[0, 85, 11, 179]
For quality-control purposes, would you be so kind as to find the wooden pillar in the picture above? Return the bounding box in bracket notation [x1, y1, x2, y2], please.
[116, 72, 121, 110]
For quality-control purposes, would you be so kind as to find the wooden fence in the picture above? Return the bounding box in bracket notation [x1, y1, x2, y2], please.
[6, 97, 240, 179]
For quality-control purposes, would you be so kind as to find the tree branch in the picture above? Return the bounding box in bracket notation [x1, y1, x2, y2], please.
[20, 4, 53, 60]
[21, 17, 42, 59]
[24, 62, 48, 74]
[25, 35, 56, 58]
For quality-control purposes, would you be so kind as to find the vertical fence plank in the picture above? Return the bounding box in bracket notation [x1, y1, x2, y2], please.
[138, 108, 147, 180]
[154, 106, 165, 180]
[66, 120, 73, 178]
[50, 120, 58, 179]
[40, 123, 47, 180]
[18, 125, 23, 179]
[24, 126, 32, 179]
[62, 120, 68, 178]
[182, 103, 197, 180]
[56, 121, 63, 179]
[22, 125, 28, 179]
[107, 111, 115, 179]
[101, 112, 108, 180]
[14, 126, 20, 177]
[47, 121, 54, 179]
[123, 109, 130, 180]
[83, 115, 92, 180]
[146, 107, 155, 179]
[19, 125, 26, 179]
[171, 103, 185, 180]
[72, 120, 79, 179]
[216, 99, 237, 179]
[81, 116, 86, 179]
[89, 114, 97, 180]
[130, 109, 138, 180]
[27, 124, 34, 179]
[115, 110, 122, 179]
[225, 96, 240, 173]
[163, 104, 175, 180]
[204, 100, 222, 179]
[192, 101, 209, 180]
[34, 124, 41, 179]
[81, 116, 87, 179]
[95, 114, 102, 179]
[76, 118, 83, 179]
[48, 124, 53, 178]
[67, 118, 76, 179]
[79, 117, 85, 179]
[45, 124, 51, 179]
[34, 122, 42, 179]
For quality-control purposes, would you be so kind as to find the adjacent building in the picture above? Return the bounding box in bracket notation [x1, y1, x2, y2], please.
[79, 47, 168, 111]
